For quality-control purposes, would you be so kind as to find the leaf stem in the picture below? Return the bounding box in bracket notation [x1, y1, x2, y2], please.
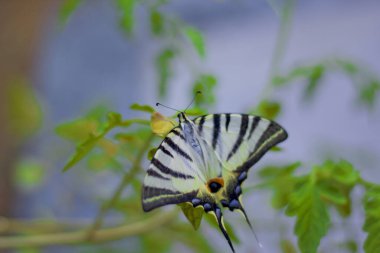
[86, 133, 155, 240]
[0, 210, 177, 249]
[262, 0, 295, 99]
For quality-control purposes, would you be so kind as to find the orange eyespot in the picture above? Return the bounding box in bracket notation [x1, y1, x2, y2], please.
[206, 178, 224, 193]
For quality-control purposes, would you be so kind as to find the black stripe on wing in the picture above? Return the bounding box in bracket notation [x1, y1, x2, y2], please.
[225, 113, 231, 132]
[236, 121, 288, 173]
[151, 158, 194, 179]
[212, 114, 221, 149]
[147, 169, 170, 180]
[227, 114, 249, 161]
[165, 137, 193, 162]
[142, 189, 198, 212]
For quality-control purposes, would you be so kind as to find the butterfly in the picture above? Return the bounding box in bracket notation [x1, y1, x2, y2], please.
[142, 112, 288, 252]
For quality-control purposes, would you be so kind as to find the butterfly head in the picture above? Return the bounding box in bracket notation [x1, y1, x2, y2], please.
[177, 112, 191, 123]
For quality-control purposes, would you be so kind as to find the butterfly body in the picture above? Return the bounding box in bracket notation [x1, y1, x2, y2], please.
[142, 113, 288, 252]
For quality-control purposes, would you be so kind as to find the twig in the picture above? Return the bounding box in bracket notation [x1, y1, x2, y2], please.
[0, 210, 177, 249]
[86, 133, 155, 239]
[262, 0, 295, 99]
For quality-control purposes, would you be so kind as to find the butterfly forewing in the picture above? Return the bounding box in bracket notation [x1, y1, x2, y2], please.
[142, 127, 204, 211]
[193, 114, 287, 173]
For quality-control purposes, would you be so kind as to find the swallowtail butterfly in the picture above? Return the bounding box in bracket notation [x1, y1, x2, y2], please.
[142, 110, 288, 252]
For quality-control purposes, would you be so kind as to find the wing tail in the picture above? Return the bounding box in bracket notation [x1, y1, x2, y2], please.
[236, 204, 263, 248]
[211, 207, 235, 253]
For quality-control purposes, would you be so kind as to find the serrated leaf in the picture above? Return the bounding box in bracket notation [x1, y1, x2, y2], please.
[363, 186, 380, 253]
[156, 49, 176, 98]
[58, 0, 82, 26]
[286, 181, 330, 253]
[130, 103, 155, 113]
[151, 112, 176, 137]
[184, 26, 205, 58]
[178, 202, 204, 230]
[117, 0, 136, 35]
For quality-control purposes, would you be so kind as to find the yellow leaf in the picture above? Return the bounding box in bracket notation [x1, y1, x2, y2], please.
[178, 202, 204, 230]
[150, 112, 177, 137]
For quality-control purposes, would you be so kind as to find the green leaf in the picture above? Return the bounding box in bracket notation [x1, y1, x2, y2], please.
[58, 0, 82, 26]
[251, 100, 281, 120]
[257, 162, 302, 209]
[359, 80, 380, 109]
[15, 159, 44, 189]
[56, 119, 99, 143]
[184, 26, 205, 58]
[304, 64, 325, 99]
[363, 186, 380, 253]
[280, 239, 298, 253]
[184, 107, 207, 116]
[62, 133, 103, 172]
[150, 10, 164, 36]
[130, 103, 155, 113]
[192, 74, 217, 107]
[286, 180, 330, 253]
[6, 79, 43, 140]
[147, 147, 157, 161]
[178, 202, 204, 230]
[117, 0, 136, 35]
[156, 49, 176, 98]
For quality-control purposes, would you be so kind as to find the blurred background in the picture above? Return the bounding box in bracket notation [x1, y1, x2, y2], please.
[0, 0, 379, 252]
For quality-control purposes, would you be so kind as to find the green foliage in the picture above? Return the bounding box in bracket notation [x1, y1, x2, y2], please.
[259, 160, 363, 253]
[6, 79, 43, 140]
[286, 177, 331, 253]
[178, 203, 204, 230]
[184, 26, 206, 59]
[15, 159, 44, 189]
[156, 49, 176, 98]
[59, 111, 149, 172]
[130, 103, 155, 113]
[258, 162, 301, 209]
[117, 0, 136, 35]
[359, 80, 380, 108]
[363, 186, 380, 253]
[192, 74, 217, 107]
[150, 10, 164, 36]
[273, 58, 380, 108]
[280, 239, 298, 253]
[250, 100, 282, 120]
[58, 0, 82, 26]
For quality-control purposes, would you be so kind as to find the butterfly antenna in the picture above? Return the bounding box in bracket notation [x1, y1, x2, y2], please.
[184, 91, 202, 113]
[213, 208, 235, 253]
[238, 205, 263, 249]
[155, 103, 181, 113]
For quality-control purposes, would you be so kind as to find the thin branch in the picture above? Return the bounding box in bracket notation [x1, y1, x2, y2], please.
[262, 0, 295, 99]
[0, 210, 177, 249]
[86, 133, 155, 239]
